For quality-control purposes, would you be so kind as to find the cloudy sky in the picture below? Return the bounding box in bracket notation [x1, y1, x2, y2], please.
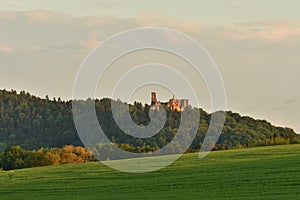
[0, 0, 300, 132]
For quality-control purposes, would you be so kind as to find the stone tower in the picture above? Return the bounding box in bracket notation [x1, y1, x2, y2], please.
[151, 92, 157, 105]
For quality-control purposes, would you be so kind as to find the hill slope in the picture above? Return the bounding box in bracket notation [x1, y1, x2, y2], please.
[0, 89, 299, 151]
[1, 144, 300, 200]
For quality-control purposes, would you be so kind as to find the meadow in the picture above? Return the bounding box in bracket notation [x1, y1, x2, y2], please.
[0, 144, 299, 200]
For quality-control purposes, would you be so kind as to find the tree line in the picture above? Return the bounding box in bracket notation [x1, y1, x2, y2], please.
[0, 89, 299, 155]
[0, 145, 95, 170]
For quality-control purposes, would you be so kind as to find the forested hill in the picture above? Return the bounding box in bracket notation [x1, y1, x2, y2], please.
[0, 89, 299, 152]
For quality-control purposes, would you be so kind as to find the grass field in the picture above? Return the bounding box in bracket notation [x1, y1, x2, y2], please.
[1, 144, 300, 200]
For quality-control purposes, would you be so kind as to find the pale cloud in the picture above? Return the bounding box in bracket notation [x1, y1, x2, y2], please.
[218, 20, 300, 42]
[80, 34, 101, 49]
[0, 42, 13, 52]
[134, 14, 207, 33]
[26, 10, 54, 22]
[2, 10, 299, 53]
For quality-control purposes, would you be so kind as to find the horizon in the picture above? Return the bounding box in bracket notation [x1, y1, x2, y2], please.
[1, 88, 298, 134]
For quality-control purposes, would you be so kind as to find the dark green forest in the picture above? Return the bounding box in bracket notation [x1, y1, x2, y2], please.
[0, 89, 299, 153]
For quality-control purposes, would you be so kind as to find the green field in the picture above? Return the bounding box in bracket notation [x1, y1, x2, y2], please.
[1, 144, 300, 200]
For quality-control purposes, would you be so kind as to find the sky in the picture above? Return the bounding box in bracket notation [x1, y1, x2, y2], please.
[0, 0, 300, 132]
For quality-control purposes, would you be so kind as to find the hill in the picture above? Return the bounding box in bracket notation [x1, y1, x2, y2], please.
[0, 89, 299, 152]
[0, 144, 300, 199]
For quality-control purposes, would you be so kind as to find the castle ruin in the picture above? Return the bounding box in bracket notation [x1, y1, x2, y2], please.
[150, 92, 188, 111]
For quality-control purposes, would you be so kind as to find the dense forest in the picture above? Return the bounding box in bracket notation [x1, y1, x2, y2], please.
[0, 89, 299, 154]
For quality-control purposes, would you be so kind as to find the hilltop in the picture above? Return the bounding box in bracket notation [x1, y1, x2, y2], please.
[0, 89, 299, 152]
